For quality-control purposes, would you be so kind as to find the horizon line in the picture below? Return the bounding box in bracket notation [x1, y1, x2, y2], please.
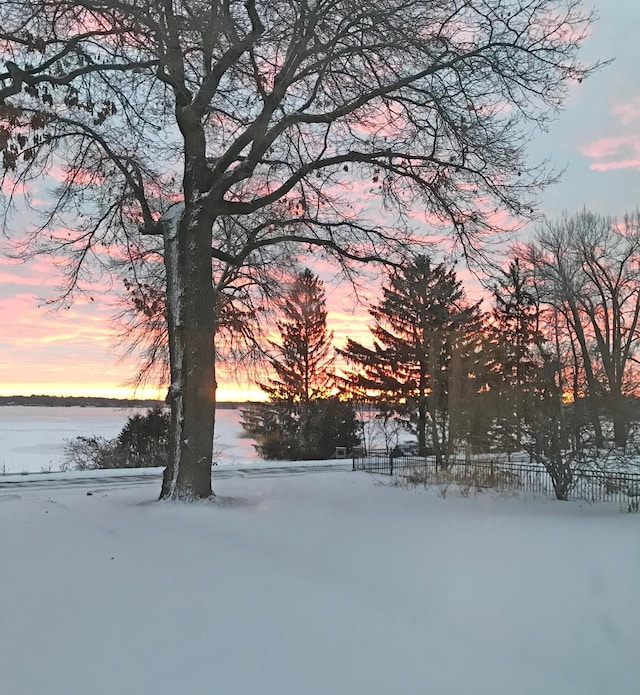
[0, 394, 257, 404]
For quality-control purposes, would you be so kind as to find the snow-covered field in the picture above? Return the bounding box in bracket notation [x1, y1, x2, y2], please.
[1, 468, 638, 695]
[0, 406, 257, 474]
[1, 407, 638, 694]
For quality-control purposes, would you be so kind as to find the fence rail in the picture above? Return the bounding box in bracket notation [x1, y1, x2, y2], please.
[353, 449, 640, 506]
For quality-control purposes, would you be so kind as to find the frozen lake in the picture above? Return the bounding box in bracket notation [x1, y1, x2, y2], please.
[0, 406, 258, 474]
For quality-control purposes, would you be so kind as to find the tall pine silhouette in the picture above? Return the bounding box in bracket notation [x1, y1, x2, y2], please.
[243, 269, 358, 460]
[485, 257, 543, 449]
[260, 268, 334, 402]
[340, 256, 481, 460]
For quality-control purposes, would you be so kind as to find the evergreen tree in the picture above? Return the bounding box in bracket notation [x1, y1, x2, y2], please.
[117, 407, 171, 467]
[484, 258, 544, 450]
[243, 269, 360, 459]
[260, 269, 334, 403]
[339, 256, 481, 461]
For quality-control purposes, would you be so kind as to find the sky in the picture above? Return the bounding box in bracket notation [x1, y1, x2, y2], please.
[1, 1, 639, 401]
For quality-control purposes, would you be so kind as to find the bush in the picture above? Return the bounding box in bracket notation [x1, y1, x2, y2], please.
[244, 398, 361, 460]
[298, 399, 361, 459]
[62, 408, 170, 470]
[61, 436, 119, 471]
[116, 407, 170, 467]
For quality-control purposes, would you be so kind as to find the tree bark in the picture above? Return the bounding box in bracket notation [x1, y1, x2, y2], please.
[563, 300, 604, 448]
[427, 339, 444, 467]
[160, 206, 216, 500]
[609, 390, 627, 450]
[417, 396, 428, 455]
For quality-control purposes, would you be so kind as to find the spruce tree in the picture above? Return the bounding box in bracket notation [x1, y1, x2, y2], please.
[486, 258, 543, 450]
[243, 269, 359, 459]
[260, 268, 334, 403]
[340, 256, 481, 461]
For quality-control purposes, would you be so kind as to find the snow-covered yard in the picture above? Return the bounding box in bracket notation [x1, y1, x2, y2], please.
[1, 468, 638, 695]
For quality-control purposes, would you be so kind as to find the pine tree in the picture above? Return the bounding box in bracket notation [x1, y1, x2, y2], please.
[260, 269, 334, 403]
[485, 258, 543, 450]
[340, 256, 481, 461]
[243, 269, 359, 459]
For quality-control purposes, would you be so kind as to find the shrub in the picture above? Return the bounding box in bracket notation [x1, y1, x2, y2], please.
[62, 408, 169, 470]
[61, 436, 119, 471]
[116, 407, 170, 467]
[245, 398, 361, 460]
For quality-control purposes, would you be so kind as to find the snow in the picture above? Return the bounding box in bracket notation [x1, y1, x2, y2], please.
[161, 200, 185, 499]
[159, 200, 186, 227]
[1, 467, 638, 695]
[1, 407, 639, 693]
[0, 407, 258, 474]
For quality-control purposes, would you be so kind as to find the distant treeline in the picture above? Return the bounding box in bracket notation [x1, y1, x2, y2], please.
[0, 395, 243, 409]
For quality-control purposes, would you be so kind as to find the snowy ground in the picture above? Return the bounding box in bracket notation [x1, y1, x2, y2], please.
[1, 467, 638, 695]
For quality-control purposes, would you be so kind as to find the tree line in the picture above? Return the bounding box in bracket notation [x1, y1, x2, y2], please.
[244, 209, 640, 499]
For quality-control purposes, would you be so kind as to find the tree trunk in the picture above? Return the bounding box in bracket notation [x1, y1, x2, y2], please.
[610, 392, 627, 450]
[160, 206, 216, 500]
[430, 413, 443, 469]
[427, 342, 443, 467]
[417, 396, 428, 455]
[550, 456, 572, 501]
[564, 302, 604, 447]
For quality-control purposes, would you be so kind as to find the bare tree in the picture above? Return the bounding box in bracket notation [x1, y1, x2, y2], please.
[574, 211, 640, 447]
[524, 210, 640, 449]
[0, 0, 596, 499]
[525, 350, 574, 500]
[114, 214, 297, 393]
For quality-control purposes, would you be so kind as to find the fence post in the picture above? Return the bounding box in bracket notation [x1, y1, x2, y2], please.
[389, 452, 394, 476]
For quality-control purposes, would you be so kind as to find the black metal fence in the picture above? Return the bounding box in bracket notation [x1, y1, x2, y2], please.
[353, 449, 640, 507]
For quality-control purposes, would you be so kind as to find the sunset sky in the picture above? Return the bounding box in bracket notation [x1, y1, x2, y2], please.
[1, 1, 639, 402]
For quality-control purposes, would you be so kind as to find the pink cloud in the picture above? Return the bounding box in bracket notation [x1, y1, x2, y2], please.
[580, 134, 640, 172]
[0, 290, 143, 397]
[0, 255, 114, 295]
[581, 136, 626, 159]
[1, 177, 31, 196]
[0, 256, 63, 286]
[47, 164, 105, 186]
[589, 159, 640, 172]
